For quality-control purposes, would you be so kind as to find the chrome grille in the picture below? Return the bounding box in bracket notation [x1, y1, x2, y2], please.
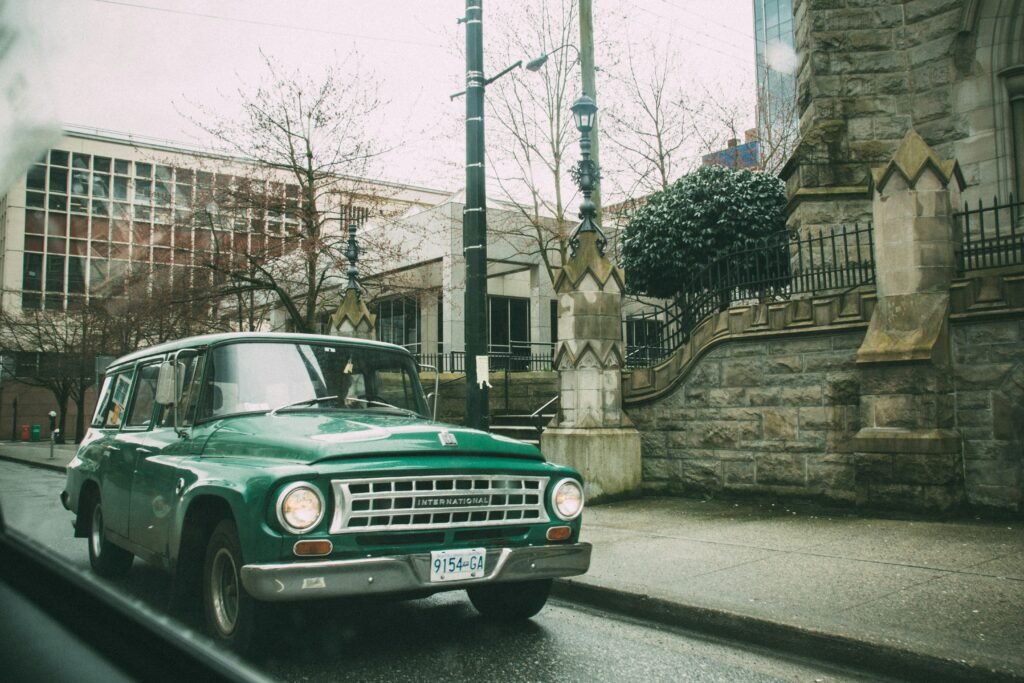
[330, 475, 550, 534]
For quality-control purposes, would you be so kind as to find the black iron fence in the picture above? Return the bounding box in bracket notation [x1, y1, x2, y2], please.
[955, 195, 1023, 273]
[624, 223, 876, 368]
[414, 343, 553, 374]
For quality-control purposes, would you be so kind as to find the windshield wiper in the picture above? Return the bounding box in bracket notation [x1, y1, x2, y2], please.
[269, 395, 339, 416]
[345, 397, 419, 417]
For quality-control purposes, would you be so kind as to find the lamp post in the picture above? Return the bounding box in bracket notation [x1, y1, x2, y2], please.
[463, 0, 489, 432]
[458, 1, 522, 431]
[568, 95, 606, 256]
[525, 0, 601, 220]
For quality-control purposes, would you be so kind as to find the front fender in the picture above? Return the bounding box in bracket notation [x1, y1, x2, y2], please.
[170, 466, 296, 566]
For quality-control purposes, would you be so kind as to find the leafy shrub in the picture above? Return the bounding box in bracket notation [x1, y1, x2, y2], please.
[620, 165, 787, 301]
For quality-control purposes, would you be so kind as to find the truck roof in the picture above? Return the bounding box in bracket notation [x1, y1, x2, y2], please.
[106, 332, 409, 372]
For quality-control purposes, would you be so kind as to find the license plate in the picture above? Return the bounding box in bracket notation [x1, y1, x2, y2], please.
[430, 548, 486, 582]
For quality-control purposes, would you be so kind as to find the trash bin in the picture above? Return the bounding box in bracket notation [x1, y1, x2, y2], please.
[30, 424, 41, 442]
[20, 424, 29, 441]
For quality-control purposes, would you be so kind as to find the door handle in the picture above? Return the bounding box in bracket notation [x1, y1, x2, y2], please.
[136, 447, 154, 456]
[104, 445, 121, 453]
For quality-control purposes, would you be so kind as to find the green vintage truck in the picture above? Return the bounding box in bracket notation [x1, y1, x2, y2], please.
[61, 332, 591, 651]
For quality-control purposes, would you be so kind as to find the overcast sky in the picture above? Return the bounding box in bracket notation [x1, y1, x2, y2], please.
[24, 0, 756, 192]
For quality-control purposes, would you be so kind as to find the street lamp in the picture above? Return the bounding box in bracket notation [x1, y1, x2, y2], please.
[343, 215, 361, 294]
[525, 43, 580, 72]
[569, 95, 606, 256]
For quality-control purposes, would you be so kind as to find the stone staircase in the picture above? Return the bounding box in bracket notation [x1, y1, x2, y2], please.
[488, 396, 558, 447]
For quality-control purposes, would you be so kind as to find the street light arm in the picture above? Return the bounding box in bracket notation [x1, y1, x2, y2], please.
[525, 43, 581, 72]
[484, 60, 522, 86]
[450, 59, 523, 99]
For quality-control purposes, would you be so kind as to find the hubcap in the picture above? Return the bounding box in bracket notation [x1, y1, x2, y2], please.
[210, 547, 239, 635]
[90, 503, 103, 557]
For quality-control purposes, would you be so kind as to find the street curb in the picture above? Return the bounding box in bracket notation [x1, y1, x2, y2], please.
[552, 579, 1024, 683]
[0, 454, 67, 474]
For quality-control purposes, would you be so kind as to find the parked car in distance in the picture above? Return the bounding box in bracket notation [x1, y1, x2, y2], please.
[61, 332, 591, 653]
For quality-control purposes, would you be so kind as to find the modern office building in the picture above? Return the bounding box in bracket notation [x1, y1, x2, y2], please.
[752, 0, 798, 161]
[1, 128, 450, 317]
[0, 128, 577, 433]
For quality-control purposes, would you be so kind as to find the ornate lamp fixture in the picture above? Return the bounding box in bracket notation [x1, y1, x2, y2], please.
[568, 95, 606, 256]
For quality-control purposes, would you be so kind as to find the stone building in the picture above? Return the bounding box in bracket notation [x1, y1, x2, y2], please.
[783, 0, 1023, 231]
[618, 0, 1024, 513]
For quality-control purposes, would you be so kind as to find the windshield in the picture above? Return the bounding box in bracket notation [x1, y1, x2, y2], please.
[199, 341, 428, 419]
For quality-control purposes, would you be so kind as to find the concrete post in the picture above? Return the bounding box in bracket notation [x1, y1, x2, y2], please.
[541, 231, 641, 502]
[852, 129, 966, 511]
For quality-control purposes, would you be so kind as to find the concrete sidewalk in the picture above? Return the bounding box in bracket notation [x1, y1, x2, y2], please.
[559, 497, 1023, 682]
[0, 440, 77, 472]
[2, 440, 1021, 681]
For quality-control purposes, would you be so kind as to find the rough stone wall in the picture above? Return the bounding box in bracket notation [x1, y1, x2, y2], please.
[626, 317, 1024, 512]
[786, 0, 1022, 231]
[626, 332, 863, 504]
[952, 319, 1024, 510]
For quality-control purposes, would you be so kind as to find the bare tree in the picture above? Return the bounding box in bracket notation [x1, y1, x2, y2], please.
[751, 79, 801, 176]
[485, 0, 580, 286]
[601, 43, 689, 197]
[0, 268, 225, 442]
[0, 307, 97, 442]
[680, 79, 799, 177]
[185, 52, 402, 333]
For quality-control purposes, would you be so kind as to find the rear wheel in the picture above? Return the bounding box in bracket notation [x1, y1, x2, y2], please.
[86, 494, 133, 578]
[467, 579, 552, 621]
[202, 519, 263, 654]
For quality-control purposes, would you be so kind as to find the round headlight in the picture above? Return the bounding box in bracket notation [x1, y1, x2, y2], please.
[276, 482, 325, 534]
[550, 478, 584, 521]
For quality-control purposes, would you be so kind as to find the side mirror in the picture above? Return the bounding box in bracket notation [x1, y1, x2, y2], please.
[155, 361, 181, 405]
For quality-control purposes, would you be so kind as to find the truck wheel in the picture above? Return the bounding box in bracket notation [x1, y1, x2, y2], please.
[86, 494, 133, 578]
[467, 579, 552, 621]
[202, 519, 262, 653]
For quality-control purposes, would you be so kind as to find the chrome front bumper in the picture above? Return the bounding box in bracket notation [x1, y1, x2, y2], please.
[240, 542, 592, 602]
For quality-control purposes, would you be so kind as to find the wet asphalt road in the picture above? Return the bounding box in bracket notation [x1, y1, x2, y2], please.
[1, 460, 890, 683]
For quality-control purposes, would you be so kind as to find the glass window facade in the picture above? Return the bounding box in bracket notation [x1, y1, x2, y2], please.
[21, 147, 301, 311]
[489, 296, 530, 370]
[753, 0, 797, 141]
[376, 297, 421, 350]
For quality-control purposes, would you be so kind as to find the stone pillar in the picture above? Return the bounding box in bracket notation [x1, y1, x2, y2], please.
[852, 130, 966, 511]
[540, 231, 641, 502]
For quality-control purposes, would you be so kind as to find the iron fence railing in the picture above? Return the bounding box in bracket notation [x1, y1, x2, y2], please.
[414, 343, 553, 374]
[955, 194, 1023, 273]
[623, 223, 876, 368]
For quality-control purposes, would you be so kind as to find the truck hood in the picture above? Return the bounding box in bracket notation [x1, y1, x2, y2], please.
[197, 412, 544, 463]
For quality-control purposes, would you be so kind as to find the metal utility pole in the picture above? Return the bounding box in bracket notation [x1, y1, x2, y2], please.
[579, 0, 601, 221]
[463, 0, 489, 431]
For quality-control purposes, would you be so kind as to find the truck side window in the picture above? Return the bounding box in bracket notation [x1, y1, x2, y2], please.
[158, 352, 206, 427]
[90, 375, 115, 428]
[101, 370, 134, 428]
[125, 363, 160, 429]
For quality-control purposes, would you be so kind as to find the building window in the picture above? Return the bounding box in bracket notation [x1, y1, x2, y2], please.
[376, 297, 420, 350]
[489, 296, 530, 370]
[19, 146, 303, 311]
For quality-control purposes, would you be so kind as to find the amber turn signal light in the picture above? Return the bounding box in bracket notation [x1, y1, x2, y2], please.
[546, 526, 572, 542]
[293, 539, 333, 557]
